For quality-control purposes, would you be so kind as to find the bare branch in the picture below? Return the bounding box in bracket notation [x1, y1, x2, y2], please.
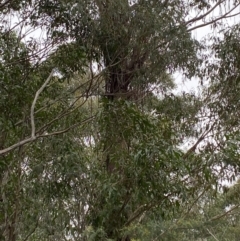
[188, 3, 240, 32]
[0, 116, 94, 156]
[0, 137, 36, 156]
[209, 204, 240, 222]
[39, 115, 95, 138]
[30, 70, 54, 138]
[124, 204, 149, 226]
[0, 0, 12, 10]
[206, 228, 220, 241]
[186, 0, 224, 25]
[0, 68, 104, 156]
[34, 73, 100, 135]
[183, 122, 215, 159]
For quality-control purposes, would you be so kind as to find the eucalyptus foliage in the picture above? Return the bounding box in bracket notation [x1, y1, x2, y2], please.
[1, 1, 240, 241]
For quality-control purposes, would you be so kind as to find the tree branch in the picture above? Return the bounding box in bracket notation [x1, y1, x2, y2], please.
[209, 204, 240, 222]
[39, 116, 95, 137]
[0, 0, 12, 10]
[0, 116, 94, 156]
[124, 204, 148, 226]
[31, 70, 54, 138]
[188, 3, 240, 32]
[183, 122, 216, 159]
[186, 0, 224, 25]
[206, 228, 220, 241]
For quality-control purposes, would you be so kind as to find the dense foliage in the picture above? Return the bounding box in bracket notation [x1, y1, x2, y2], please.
[1, 0, 240, 240]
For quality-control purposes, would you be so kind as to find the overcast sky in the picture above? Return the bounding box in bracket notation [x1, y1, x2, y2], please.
[175, 2, 240, 94]
[8, 1, 240, 94]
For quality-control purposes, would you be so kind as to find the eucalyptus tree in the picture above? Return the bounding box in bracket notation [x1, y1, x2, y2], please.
[1, 1, 240, 241]
[146, 180, 240, 241]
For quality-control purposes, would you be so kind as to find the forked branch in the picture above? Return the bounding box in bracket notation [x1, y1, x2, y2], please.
[0, 70, 95, 156]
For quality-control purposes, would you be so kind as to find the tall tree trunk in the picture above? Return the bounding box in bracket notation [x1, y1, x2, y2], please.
[92, 1, 148, 240]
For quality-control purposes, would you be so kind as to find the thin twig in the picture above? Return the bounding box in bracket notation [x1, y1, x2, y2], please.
[39, 115, 95, 137]
[206, 228, 220, 241]
[0, 116, 94, 156]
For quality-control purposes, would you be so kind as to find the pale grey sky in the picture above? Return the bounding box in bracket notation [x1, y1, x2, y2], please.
[176, 2, 240, 93]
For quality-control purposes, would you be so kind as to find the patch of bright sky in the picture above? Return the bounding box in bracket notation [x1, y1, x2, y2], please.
[175, 1, 240, 94]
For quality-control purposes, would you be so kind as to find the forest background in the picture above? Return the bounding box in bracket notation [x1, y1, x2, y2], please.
[1, 0, 240, 240]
